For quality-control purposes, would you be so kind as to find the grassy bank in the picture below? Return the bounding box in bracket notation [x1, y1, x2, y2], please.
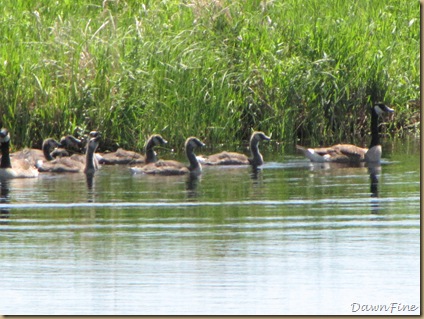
[0, 0, 420, 152]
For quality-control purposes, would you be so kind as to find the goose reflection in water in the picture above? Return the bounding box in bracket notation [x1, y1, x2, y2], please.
[250, 166, 265, 191]
[306, 160, 384, 214]
[0, 179, 10, 223]
[185, 174, 201, 200]
[368, 163, 381, 214]
[250, 166, 261, 181]
[85, 173, 96, 202]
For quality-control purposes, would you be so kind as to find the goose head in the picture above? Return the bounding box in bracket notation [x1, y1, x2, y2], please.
[87, 133, 102, 152]
[185, 137, 206, 151]
[59, 135, 83, 151]
[152, 134, 168, 146]
[144, 134, 168, 164]
[251, 131, 271, 144]
[42, 138, 63, 161]
[43, 138, 62, 150]
[89, 131, 101, 138]
[0, 129, 10, 144]
[80, 131, 101, 153]
[146, 134, 168, 148]
[373, 103, 394, 117]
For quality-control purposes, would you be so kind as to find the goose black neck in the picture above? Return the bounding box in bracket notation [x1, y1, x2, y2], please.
[145, 139, 157, 164]
[0, 141, 11, 168]
[369, 108, 380, 148]
[85, 142, 97, 172]
[42, 139, 55, 161]
[186, 145, 200, 171]
[249, 138, 263, 166]
[250, 141, 260, 159]
[43, 148, 53, 161]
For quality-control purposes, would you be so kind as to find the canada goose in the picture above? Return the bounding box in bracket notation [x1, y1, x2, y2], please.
[131, 137, 205, 175]
[37, 133, 101, 174]
[98, 134, 168, 165]
[0, 129, 39, 178]
[84, 134, 101, 175]
[49, 135, 85, 158]
[197, 131, 271, 167]
[59, 131, 103, 164]
[51, 132, 99, 158]
[11, 137, 62, 164]
[296, 103, 394, 163]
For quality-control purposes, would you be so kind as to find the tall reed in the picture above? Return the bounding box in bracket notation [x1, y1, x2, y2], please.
[0, 0, 419, 151]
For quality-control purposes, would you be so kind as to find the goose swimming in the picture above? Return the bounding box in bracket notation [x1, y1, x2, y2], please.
[0, 129, 39, 178]
[131, 137, 205, 175]
[197, 131, 271, 168]
[296, 103, 394, 163]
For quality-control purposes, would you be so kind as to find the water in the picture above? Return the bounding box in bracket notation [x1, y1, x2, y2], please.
[0, 139, 420, 315]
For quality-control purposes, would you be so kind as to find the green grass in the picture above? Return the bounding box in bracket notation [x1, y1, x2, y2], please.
[0, 0, 419, 152]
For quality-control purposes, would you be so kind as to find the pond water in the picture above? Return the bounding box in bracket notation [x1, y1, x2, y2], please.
[0, 138, 420, 315]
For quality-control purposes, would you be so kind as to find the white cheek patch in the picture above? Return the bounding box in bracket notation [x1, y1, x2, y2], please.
[374, 105, 384, 116]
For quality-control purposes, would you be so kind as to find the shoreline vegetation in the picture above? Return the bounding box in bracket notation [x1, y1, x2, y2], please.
[0, 0, 419, 153]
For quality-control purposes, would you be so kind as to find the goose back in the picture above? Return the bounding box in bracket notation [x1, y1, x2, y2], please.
[99, 148, 145, 165]
[197, 151, 249, 165]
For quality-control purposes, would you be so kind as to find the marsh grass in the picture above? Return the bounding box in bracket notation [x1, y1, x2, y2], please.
[0, 0, 419, 152]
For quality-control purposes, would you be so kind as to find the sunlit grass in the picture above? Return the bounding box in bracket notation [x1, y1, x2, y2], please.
[0, 0, 419, 151]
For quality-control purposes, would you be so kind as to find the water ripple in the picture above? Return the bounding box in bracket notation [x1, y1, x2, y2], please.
[0, 196, 419, 209]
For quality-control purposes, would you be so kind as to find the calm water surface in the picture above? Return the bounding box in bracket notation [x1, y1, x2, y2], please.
[0, 139, 420, 315]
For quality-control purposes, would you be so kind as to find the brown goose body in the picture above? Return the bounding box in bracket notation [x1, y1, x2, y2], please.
[98, 148, 144, 165]
[198, 151, 250, 165]
[131, 137, 205, 176]
[296, 143, 368, 163]
[139, 159, 191, 175]
[197, 131, 271, 167]
[296, 104, 394, 164]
